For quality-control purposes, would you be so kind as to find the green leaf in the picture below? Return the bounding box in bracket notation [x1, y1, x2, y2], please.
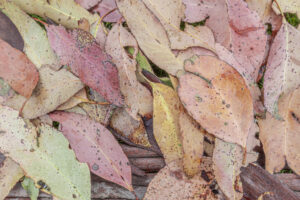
[21, 177, 39, 200]
[0, 106, 91, 200]
[284, 13, 300, 28]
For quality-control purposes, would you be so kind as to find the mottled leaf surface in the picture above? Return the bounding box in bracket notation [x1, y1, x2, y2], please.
[259, 88, 300, 175]
[49, 111, 133, 191]
[0, 158, 24, 200]
[75, 0, 101, 10]
[93, 0, 123, 22]
[264, 22, 300, 116]
[116, 0, 183, 76]
[0, 106, 91, 200]
[0, 38, 39, 98]
[178, 56, 253, 147]
[47, 25, 123, 106]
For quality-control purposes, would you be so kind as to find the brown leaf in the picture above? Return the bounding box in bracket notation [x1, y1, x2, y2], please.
[47, 25, 124, 106]
[259, 87, 300, 175]
[178, 56, 253, 147]
[0, 38, 39, 98]
[0, 10, 23, 51]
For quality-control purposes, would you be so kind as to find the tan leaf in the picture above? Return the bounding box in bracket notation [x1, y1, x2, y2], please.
[57, 89, 87, 111]
[80, 103, 113, 126]
[0, 1, 59, 69]
[0, 158, 24, 199]
[178, 56, 253, 147]
[5, 66, 84, 119]
[142, 0, 215, 51]
[110, 108, 150, 147]
[152, 82, 183, 163]
[144, 158, 217, 200]
[116, 0, 183, 76]
[179, 112, 204, 177]
[105, 24, 153, 118]
[259, 87, 300, 175]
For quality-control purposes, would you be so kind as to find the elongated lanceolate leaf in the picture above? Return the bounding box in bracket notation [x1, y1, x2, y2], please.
[0, 106, 91, 200]
[49, 111, 133, 191]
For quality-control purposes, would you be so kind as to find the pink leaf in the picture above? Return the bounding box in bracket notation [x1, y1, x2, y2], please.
[0, 38, 39, 98]
[75, 0, 101, 9]
[46, 25, 124, 106]
[92, 0, 123, 22]
[49, 111, 133, 191]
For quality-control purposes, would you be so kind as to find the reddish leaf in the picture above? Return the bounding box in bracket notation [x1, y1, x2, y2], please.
[75, 0, 101, 9]
[46, 25, 124, 106]
[49, 111, 133, 191]
[93, 0, 123, 22]
[0, 38, 38, 98]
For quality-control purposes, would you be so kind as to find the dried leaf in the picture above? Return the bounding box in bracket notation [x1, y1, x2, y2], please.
[272, 0, 300, 29]
[144, 159, 216, 200]
[49, 111, 133, 191]
[21, 177, 39, 200]
[93, 0, 123, 22]
[152, 82, 183, 164]
[110, 108, 150, 147]
[0, 1, 59, 69]
[116, 0, 183, 76]
[57, 89, 87, 111]
[5, 66, 84, 119]
[0, 106, 91, 199]
[47, 25, 123, 106]
[106, 24, 153, 118]
[178, 56, 253, 147]
[0, 158, 24, 200]
[0, 10, 23, 51]
[143, 0, 215, 51]
[179, 112, 204, 177]
[259, 87, 300, 175]
[75, 0, 101, 10]
[264, 22, 300, 116]
[80, 103, 113, 126]
[0, 38, 39, 98]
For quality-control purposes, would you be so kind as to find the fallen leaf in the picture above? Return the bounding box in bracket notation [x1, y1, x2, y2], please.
[264, 22, 300, 116]
[80, 103, 113, 126]
[5, 66, 84, 119]
[106, 24, 153, 118]
[0, 38, 39, 98]
[75, 0, 101, 10]
[259, 87, 300, 175]
[0, 10, 23, 51]
[110, 108, 150, 147]
[57, 89, 87, 111]
[0, 158, 24, 200]
[143, 0, 215, 51]
[0, 78, 14, 100]
[144, 158, 216, 200]
[21, 177, 39, 200]
[0, 106, 91, 199]
[178, 56, 253, 147]
[93, 0, 123, 22]
[49, 111, 133, 191]
[152, 82, 183, 164]
[116, 0, 183, 76]
[47, 25, 123, 106]
[179, 112, 204, 177]
[0, 1, 59, 69]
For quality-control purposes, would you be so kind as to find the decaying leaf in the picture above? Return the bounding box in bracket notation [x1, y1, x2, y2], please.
[93, 0, 123, 22]
[0, 38, 39, 98]
[259, 87, 300, 175]
[116, 0, 183, 76]
[0, 158, 24, 200]
[110, 108, 150, 147]
[152, 82, 183, 164]
[144, 158, 216, 200]
[75, 0, 101, 10]
[106, 24, 153, 118]
[21, 177, 39, 200]
[178, 56, 253, 147]
[47, 25, 123, 106]
[49, 111, 133, 191]
[0, 0, 59, 69]
[179, 112, 204, 178]
[272, 0, 300, 29]
[5, 66, 84, 119]
[0, 106, 91, 200]
[264, 22, 300, 116]
[0, 10, 23, 51]
[57, 89, 87, 111]
[80, 103, 113, 126]
[143, 0, 215, 51]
